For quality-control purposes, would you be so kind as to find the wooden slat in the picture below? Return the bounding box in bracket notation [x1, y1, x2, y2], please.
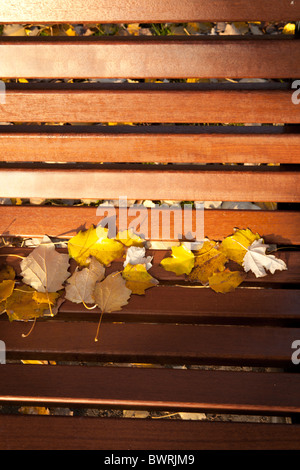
[0, 37, 299, 79]
[1, 321, 299, 366]
[1, 85, 299, 124]
[1, 0, 299, 23]
[1, 415, 300, 450]
[1, 247, 298, 285]
[58, 288, 300, 325]
[1, 365, 300, 415]
[1, 126, 300, 164]
[0, 167, 299, 202]
[0, 206, 299, 245]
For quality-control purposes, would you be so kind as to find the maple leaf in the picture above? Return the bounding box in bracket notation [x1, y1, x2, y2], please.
[208, 269, 246, 293]
[219, 228, 261, 265]
[160, 245, 195, 276]
[68, 226, 124, 267]
[20, 236, 70, 293]
[189, 240, 228, 285]
[65, 257, 105, 304]
[122, 264, 159, 295]
[242, 239, 287, 278]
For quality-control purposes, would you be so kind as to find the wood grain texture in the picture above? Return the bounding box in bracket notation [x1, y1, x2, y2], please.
[1, 365, 300, 415]
[0, 167, 298, 202]
[1, 85, 299, 124]
[0, 37, 299, 79]
[0, 0, 299, 23]
[1, 127, 300, 163]
[0, 206, 299, 244]
[1, 415, 300, 450]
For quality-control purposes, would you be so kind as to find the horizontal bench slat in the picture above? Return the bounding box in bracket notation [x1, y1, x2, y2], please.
[0, 206, 299, 244]
[0, 167, 299, 202]
[0, 37, 299, 79]
[1, 247, 298, 284]
[58, 288, 300, 325]
[1, 127, 300, 164]
[1, 415, 300, 450]
[1, 365, 300, 415]
[1, 0, 299, 23]
[1, 321, 299, 366]
[2, 85, 299, 124]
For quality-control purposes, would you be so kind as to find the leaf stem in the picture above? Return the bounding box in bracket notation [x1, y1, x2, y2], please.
[22, 318, 37, 338]
[0, 254, 25, 259]
[95, 311, 104, 342]
[82, 301, 98, 310]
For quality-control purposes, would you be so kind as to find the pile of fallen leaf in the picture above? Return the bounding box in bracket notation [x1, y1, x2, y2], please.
[0, 225, 287, 341]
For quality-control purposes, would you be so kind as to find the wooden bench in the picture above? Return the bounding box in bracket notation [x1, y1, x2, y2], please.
[0, 0, 300, 450]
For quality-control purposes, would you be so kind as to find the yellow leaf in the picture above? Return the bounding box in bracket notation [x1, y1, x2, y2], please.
[5, 286, 60, 322]
[122, 264, 159, 295]
[219, 229, 261, 265]
[115, 229, 145, 247]
[188, 240, 228, 284]
[127, 23, 140, 35]
[19, 407, 50, 415]
[283, 23, 295, 34]
[65, 26, 76, 36]
[0, 280, 15, 302]
[32, 291, 61, 305]
[68, 226, 124, 267]
[0, 265, 15, 282]
[160, 245, 195, 276]
[208, 269, 246, 293]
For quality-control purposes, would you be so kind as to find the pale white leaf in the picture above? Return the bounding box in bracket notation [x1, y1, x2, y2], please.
[243, 239, 287, 278]
[124, 246, 153, 270]
[20, 236, 70, 292]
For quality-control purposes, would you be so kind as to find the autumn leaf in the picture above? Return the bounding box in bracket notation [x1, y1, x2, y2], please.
[0, 280, 15, 314]
[94, 272, 132, 313]
[219, 228, 261, 265]
[189, 240, 228, 285]
[0, 265, 16, 282]
[243, 239, 287, 278]
[5, 286, 61, 322]
[124, 246, 153, 270]
[20, 235, 70, 293]
[65, 257, 105, 304]
[115, 229, 145, 248]
[93, 272, 132, 342]
[160, 245, 195, 276]
[122, 264, 159, 295]
[68, 226, 124, 267]
[208, 269, 246, 293]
